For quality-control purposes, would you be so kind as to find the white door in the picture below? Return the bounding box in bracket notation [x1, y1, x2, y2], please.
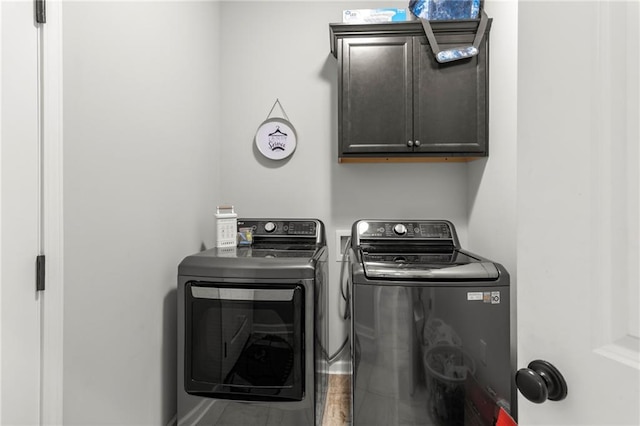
[1, 0, 44, 424]
[517, 1, 639, 424]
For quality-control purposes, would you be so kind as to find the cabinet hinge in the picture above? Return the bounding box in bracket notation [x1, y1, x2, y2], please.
[36, 255, 46, 291]
[35, 0, 46, 24]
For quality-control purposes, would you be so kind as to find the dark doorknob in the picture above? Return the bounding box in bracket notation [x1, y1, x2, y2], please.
[516, 360, 568, 403]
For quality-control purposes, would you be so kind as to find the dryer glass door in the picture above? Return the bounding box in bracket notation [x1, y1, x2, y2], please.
[184, 282, 305, 401]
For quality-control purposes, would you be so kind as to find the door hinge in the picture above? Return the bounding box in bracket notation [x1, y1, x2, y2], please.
[36, 255, 46, 291]
[35, 0, 46, 24]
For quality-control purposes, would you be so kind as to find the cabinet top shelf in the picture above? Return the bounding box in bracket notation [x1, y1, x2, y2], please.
[329, 18, 491, 57]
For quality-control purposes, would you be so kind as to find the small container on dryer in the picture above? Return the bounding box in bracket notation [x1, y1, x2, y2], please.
[237, 227, 253, 246]
[215, 205, 237, 248]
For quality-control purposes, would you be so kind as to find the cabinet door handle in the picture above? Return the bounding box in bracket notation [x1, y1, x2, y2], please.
[407, 140, 414, 147]
[414, 140, 421, 147]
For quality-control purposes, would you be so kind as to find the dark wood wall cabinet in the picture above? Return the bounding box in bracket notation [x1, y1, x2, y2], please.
[329, 19, 491, 163]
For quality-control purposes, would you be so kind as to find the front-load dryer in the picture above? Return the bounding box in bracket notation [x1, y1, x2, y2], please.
[177, 219, 328, 425]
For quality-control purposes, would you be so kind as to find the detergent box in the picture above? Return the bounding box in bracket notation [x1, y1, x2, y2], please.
[343, 8, 408, 23]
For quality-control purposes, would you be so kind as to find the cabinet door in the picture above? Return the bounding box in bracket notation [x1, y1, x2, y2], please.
[339, 37, 413, 155]
[413, 35, 488, 155]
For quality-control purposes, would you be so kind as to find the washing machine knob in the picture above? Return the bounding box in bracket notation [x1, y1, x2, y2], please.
[264, 222, 277, 233]
[393, 223, 407, 236]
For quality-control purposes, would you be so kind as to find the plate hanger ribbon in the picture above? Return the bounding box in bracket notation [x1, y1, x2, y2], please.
[266, 98, 291, 121]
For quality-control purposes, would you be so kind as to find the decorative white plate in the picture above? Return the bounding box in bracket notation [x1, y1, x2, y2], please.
[255, 117, 297, 160]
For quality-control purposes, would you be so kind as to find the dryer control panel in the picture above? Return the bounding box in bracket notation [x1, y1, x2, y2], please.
[237, 219, 324, 244]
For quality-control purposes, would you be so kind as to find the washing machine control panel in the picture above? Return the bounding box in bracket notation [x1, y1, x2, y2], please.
[353, 220, 459, 247]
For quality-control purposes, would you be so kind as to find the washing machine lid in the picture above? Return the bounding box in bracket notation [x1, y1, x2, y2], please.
[352, 220, 500, 281]
[361, 249, 499, 280]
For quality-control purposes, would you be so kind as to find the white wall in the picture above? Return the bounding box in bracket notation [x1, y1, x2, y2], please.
[465, 1, 518, 393]
[62, 2, 220, 424]
[467, 0, 517, 276]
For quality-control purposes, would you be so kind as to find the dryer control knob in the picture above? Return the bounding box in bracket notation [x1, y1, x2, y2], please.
[264, 222, 277, 233]
[393, 224, 407, 236]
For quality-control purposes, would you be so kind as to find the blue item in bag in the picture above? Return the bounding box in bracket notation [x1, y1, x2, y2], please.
[409, 0, 487, 63]
[409, 0, 481, 20]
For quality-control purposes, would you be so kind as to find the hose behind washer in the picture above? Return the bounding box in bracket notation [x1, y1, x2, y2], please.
[327, 237, 351, 364]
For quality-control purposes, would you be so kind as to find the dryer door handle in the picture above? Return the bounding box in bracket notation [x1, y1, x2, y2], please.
[191, 286, 295, 301]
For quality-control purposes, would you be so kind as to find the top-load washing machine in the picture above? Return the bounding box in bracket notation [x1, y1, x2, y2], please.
[349, 219, 515, 426]
[177, 219, 328, 425]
